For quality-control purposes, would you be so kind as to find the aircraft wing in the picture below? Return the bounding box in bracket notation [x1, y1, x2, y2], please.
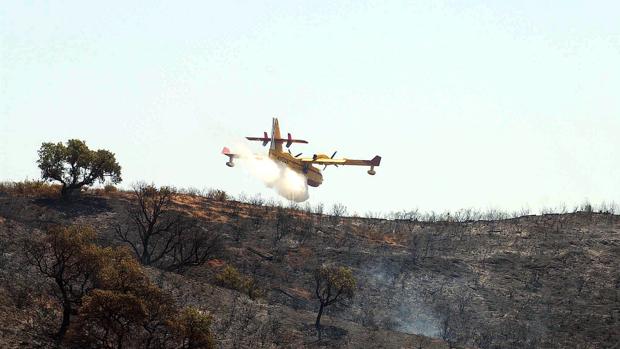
[300, 156, 381, 167]
[300, 157, 347, 165]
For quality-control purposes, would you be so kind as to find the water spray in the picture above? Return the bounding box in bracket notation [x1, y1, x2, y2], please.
[233, 141, 309, 202]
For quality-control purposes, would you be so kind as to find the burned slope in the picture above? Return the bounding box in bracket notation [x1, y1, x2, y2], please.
[1, 190, 619, 348]
[341, 215, 620, 348]
[184, 195, 619, 348]
[0, 192, 448, 348]
[134, 194, 620, 348]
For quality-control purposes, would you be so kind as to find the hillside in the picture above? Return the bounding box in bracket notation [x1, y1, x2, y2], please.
[0, 186, 619, 348]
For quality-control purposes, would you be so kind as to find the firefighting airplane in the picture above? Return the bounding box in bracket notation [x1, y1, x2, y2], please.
[222, 118, 382, 187]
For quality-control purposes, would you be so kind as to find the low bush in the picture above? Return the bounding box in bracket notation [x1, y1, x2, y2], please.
[206, 189, 228, 202]
[103, 184, 118, 193]
[215, 265, 245, 290]
[215, 265, 264, 300]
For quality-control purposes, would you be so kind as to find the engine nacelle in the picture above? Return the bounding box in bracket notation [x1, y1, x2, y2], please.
[226, 161, 235, 168]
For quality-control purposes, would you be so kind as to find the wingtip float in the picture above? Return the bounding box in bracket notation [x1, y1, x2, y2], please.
[222, 117, 382, 187]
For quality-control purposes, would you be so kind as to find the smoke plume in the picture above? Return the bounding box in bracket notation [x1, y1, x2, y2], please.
[234, 142, 309, 202]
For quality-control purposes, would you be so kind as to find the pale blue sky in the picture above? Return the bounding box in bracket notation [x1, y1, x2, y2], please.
[1, 1, 619, 215]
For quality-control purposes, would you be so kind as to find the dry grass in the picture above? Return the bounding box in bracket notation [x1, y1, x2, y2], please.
[0, 180, 60, 198]
[0, 181, 129, 199]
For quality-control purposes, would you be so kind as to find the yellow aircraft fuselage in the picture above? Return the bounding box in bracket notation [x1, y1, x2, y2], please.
[268, 148, 323, 187]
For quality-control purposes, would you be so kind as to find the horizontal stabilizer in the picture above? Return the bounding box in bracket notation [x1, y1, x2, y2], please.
[246, 131, 270, 146]
[285, 133, 308, 148]
[246, 134, 308, 147]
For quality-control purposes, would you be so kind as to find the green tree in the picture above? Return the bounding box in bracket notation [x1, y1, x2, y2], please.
[71, 289, 148, 348]
[37, 139, 121, 198]
[67, 246, 215, 348]
[27, 225, 216, 348]
[313, 265, 356, 339]
[25, 225, 102, 342]
[172, 307, 216, 349]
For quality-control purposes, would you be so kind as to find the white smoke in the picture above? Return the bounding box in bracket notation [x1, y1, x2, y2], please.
[233, 142, 310, 202]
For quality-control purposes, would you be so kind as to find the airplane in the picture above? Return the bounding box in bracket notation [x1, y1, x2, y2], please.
[222, 118, 381, 187]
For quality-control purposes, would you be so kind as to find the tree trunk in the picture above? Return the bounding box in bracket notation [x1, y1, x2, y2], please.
[315, 302, 325, 340]
[117, 333, 124, 349]
[141, 239, 151, 265]
[55, 298, 71, 343]
[61, 184, 81, 199]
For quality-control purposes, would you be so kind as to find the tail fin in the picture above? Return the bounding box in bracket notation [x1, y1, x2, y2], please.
[271, 117, 282, 152]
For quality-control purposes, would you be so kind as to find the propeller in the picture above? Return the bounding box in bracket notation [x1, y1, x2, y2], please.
[288, 149, 303, 158]
[323, 151, 339, 170]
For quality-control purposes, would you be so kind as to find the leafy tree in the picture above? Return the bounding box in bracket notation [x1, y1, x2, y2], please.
[68, 246, 215, 348]
[27, 224, 216, 348]
[70, 289, 149, 348]
[172, 307, 216, 349]
[25, 225, 102, 342]
[68, 248, 178, 348]
[313, 265, 356, 339]
[37, 139, 121, 198]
